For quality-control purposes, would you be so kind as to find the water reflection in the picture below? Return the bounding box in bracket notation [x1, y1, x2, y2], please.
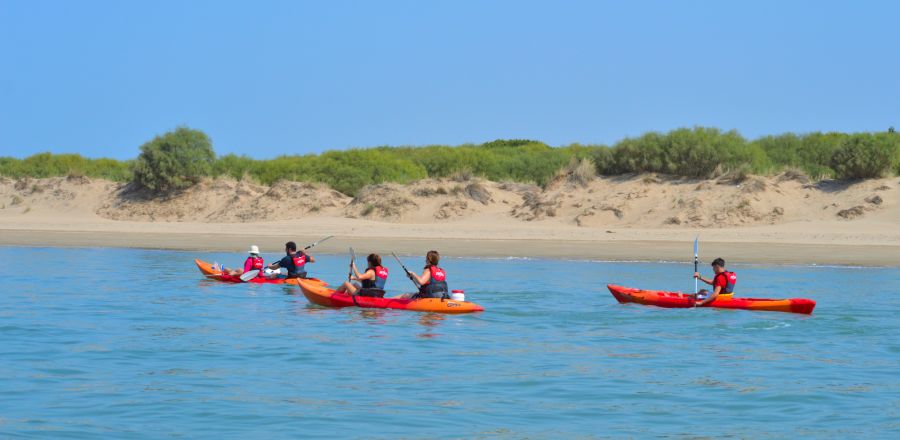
[417, 313, 445, 338]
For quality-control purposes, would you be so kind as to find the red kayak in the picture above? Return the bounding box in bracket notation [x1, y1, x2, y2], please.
[607, 284, 815, 314]
[297, 279, 485, 314]
[195, 259, 324, 286]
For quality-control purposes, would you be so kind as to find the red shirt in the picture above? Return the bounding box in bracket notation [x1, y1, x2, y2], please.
[713, 271, 736, 293]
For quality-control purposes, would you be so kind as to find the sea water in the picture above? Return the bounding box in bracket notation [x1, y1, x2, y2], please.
[0, 247, 897, 439]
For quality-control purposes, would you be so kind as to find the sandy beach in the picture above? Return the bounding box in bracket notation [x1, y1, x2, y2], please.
[1, 174, 898, 266]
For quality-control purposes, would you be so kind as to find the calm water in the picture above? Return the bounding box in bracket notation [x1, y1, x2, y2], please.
[1, 247, 897, 439]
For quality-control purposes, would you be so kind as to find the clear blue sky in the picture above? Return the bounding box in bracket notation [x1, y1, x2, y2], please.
[1, 0, 898, 159]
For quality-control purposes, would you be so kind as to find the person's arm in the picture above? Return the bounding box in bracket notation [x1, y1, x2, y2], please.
[356, 268, 375, 282]
[306, 253, 316, 263]
[698, 285, 722, 306]
[693, 272, 713, 285]
[243, 258, 253, 273]
[269, 256, 288, 270]
[411, 269, 431, 286]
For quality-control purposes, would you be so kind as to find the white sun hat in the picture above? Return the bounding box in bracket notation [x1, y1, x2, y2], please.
[248, 245, 260, 254]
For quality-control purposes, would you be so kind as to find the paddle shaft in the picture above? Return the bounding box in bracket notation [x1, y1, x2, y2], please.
[693, 237, 699, 295]
[391, 252, 421, 289]
[348, 247, 356, 281]
[694, 257, 698, 294]
[304, 235, 334, 250]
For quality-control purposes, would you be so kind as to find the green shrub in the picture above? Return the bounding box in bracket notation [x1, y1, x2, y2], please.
[4, 130, 897, 195]
[606, 127, 763, 178]
[830, 133, 898, 179]
[132, 127, 215, 191]
[0, 153, 131, 181]
[753, 132, 847, 178]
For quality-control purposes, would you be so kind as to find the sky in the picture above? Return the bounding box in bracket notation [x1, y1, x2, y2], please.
[1, 0, 898, 159]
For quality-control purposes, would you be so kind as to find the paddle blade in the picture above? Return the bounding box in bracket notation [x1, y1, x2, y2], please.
[693, 237, 699, 257]
[240, 270, 260, 282]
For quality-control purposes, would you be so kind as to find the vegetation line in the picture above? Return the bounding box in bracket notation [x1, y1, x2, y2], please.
[2, 126, 898, 196]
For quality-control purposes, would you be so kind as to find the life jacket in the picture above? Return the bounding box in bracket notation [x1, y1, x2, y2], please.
[361, 266, 389, 290]
[289, 252, 308, 277]
[715, 271, 737, 294]
[245, 256, 264, 277]
[419, 266, 449, 298]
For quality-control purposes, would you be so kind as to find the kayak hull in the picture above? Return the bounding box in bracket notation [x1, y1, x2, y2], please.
[607, 284, 815, 314]
[195, 259, 323, 286]
[297, 279, 484, 314]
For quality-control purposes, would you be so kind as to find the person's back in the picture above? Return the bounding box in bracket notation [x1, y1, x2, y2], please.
[361, 265, 389, 290]
[338, 253, 388, 297]
[270, 241, 315, 278]
[243, 254, 265, 278]
[225, 245, 263, 277]
[416, 251, 449, 299]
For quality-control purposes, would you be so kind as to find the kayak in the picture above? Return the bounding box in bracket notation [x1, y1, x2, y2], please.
[296, 278, 485, 314]
[607, 284, 816, 314]
[195, 259, 324, 286]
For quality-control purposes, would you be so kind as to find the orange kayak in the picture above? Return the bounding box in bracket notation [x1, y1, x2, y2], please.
[296, 279, 485, 314]
[607, 284, 815, 314]
[194, 259, 324, 286]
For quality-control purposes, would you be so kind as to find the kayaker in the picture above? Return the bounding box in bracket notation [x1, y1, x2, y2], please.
[409, 250, 449, 299]
[225, 245, 264, 278]
[693, 257, 736, 306]
[268, 241, 315, 278]
[337, 253, 389, 297]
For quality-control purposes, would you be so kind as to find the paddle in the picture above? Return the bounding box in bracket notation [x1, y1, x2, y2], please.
[239, 269, 260, 282]
[348, 247, 356, 282]
[694, 236, 699, 295]
[304, 235, 334, 251]
[391, 252, 421, 290]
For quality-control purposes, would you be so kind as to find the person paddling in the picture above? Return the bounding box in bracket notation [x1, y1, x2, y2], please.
[408, 250, 449, 299]
[693, 257, 736, 306]
[337, 253, 389, 297]
[268, 241, 315, 278]
[226, 245, 264, 278]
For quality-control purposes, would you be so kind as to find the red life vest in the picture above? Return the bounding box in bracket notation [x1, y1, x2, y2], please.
[429, 266, 446, 282]
[363, 266, 389, 289]
[714, 271, 737, 294]
[292, 253, 307, 268]
[244, 256, 264, 277]
[419, 266, 449, 298]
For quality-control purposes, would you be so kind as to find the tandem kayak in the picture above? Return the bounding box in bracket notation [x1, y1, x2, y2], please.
[194, 259, 324, 286]
[607, 284, 816, 314]
[296, 278, 485, 314]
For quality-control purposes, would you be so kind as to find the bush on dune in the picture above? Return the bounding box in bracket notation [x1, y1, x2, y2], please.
[830, 133, 899, 179]
[612, 127, 772, 178]
[132, 127, 215, 192]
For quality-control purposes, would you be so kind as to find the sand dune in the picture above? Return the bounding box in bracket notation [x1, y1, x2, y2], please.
[1, 174, 898, 265]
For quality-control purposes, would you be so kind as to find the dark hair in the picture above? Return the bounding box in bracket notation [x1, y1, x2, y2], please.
[285, 241, 297, 252]
[367, 253, 381, 268]
[711, 258, 726, 268]
[424, 250, 440, 268]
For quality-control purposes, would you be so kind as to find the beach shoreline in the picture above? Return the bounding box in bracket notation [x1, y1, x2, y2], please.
[2, 175, 898, 266]
[4, 227, 899, 267]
